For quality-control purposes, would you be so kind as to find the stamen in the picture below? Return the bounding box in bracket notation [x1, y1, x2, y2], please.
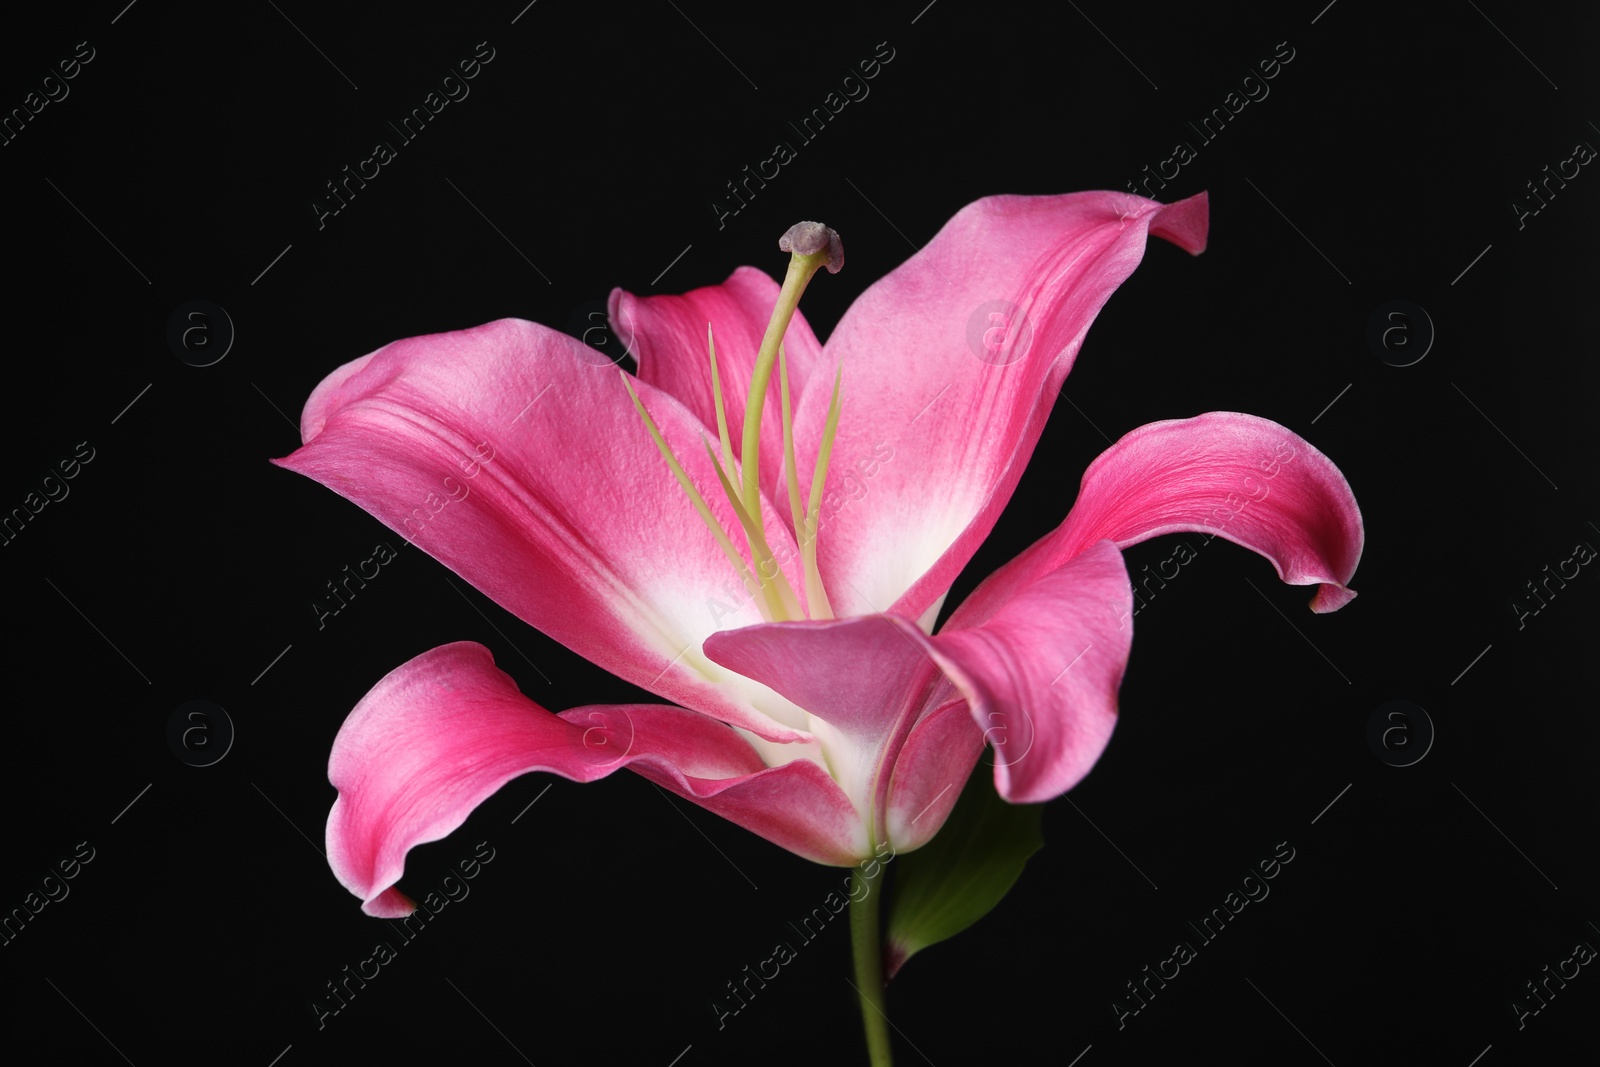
[701, 437, 803, 621]
[634, 222, 845, 625]
[706, 325, 738, 478]
[619, 372, 773, 621]
[779, 345, 826, 618]
[802, 364, 844, 620]
[778, 344, 805, 540]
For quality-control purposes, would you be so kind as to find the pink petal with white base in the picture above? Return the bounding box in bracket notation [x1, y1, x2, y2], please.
[704, 615, 946, 843]
[789, 191, 1210, 623]
[275, 319, 811, 742]
[328, 642, 870, 916]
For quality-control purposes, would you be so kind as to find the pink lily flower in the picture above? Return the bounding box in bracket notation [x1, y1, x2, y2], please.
[275, 189, 1361, 924]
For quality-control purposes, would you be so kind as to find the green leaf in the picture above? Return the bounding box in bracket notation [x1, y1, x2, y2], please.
[884, 770, 1044, 978]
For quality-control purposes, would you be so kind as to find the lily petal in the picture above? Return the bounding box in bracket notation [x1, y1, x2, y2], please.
[275, 318, 812, 742]
[917, 540, 1134, 804]
[789, 191, 1209, 622]
[703, 538, 1131, 840]
[948, 412, 1363, 633]
[704, 615, 947, 843]
[881, 697, 984, 852]
[609, 266, 827, 515]
[328, 642, 869, 915]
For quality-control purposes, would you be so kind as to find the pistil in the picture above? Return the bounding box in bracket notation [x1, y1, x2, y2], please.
[738, 222, 844, 517]
[625, 221, 845, 623]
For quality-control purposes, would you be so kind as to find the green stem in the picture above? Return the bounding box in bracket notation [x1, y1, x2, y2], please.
[850, 867, 894, 1066]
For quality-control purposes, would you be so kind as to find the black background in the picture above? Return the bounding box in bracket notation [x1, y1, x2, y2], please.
[2, 2, 1596, 1064]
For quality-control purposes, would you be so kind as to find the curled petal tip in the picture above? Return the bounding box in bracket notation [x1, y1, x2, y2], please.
[779, 221, 844, 273]
[362, 886, 418, 919]
[1310, 583, 1357, 613]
